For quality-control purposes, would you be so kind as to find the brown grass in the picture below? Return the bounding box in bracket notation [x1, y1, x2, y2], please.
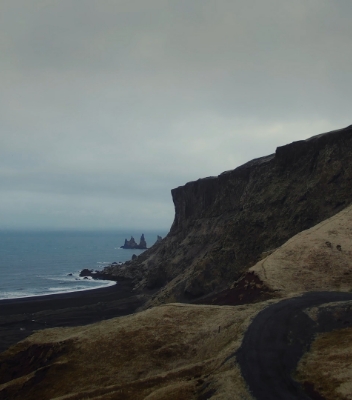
[296, 327, 352, 400]
[249, 204, 352, 296]
[0, 302, 271, 399]
[4, 206, 352, 398]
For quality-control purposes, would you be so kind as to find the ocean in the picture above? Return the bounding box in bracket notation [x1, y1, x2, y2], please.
[0, 230, 167, 300]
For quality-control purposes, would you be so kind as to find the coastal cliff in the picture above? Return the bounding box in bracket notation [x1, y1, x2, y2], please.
[3, 125, 352, 400]
[104, 125, 352, 305]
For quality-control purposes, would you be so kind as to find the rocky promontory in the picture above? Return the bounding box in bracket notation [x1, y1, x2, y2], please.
[3, 125, 352, 400]
[120, 234, 147, 249]
[79, 268, 119, 281]
[104, 125, 352, 306]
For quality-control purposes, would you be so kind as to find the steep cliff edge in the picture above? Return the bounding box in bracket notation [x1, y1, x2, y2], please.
[104, 125, 352, 305]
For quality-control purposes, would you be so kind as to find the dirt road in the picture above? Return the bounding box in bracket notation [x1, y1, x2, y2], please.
[236, 291, 352, 399]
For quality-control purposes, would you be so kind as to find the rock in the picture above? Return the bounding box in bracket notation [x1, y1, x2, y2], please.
[79, 268, 118, 281]
[106, 125, 352, 305]
[155, 235, 163, 244]
[79, 269, 92, 277]
[139, 234, 147, 249]
[132, 254, 137, 260]
[122, 237, 137, 249]
[120, 234, 147, 249]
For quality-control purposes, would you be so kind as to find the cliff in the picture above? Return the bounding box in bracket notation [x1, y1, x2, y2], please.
[104, 125, 352, 305]
[3, 201, 352, 399]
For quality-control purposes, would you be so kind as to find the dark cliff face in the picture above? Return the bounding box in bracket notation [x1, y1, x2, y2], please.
[107, 125, 352, 305]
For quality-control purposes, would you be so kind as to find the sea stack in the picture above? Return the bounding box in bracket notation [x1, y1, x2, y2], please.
[121, 234, 147, 249]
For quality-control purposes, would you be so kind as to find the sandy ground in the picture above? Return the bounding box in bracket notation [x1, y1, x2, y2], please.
[0, 281, 144, 354]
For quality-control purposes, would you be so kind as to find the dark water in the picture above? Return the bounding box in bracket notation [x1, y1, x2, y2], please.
[0, 230, 166, 299]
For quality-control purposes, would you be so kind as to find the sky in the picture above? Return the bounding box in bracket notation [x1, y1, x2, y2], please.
[1, 0, 351, 231]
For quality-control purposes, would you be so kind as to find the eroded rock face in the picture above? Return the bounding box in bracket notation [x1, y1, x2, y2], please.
[155, 235, 163, 244]
[139, 234, 147, 249]
[121, 234, 147, 249]
[105, 125, 352, 305]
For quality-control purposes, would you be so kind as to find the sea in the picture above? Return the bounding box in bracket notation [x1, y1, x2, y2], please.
[0, 230, 167, 300]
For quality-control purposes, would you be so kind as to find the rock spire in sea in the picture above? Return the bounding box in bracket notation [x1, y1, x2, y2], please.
[121, 234, 147, 249]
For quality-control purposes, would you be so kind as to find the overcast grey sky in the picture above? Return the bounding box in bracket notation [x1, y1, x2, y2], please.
[1, 0, 351, 231]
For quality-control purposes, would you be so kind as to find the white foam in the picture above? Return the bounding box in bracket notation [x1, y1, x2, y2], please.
[37, 275, 77, 282]
[0, 280, 116, 300]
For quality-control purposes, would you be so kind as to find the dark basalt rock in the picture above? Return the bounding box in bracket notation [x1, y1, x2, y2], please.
[105, 125, 352, 305]
[121, 234, 147, 249]
[79, 269, 92, 277]
[155, 235, 163, 244]
[79, 269, 118, 281]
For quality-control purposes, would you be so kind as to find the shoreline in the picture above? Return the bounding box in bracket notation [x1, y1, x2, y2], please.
[0, 280, 145, 354]
[0, 279, 117, 303]
[0, 281, 118, 307]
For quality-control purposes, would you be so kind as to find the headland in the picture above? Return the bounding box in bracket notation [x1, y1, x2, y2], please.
[2, 125, 352, 400]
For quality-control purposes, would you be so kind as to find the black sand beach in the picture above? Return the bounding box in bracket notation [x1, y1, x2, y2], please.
[0, 280, 144, 353]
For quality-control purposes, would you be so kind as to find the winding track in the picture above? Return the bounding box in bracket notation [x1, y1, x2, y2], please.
[236, 291, 352, 400]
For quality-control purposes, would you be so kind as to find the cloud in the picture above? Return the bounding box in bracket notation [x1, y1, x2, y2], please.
[0, 1, 351, 229]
